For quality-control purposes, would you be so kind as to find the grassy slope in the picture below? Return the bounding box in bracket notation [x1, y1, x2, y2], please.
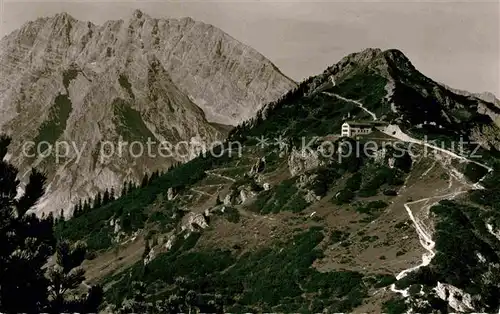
[33, 94, 73, 147]
[104, 226, 393, 313]
[113, 99, 155, 142]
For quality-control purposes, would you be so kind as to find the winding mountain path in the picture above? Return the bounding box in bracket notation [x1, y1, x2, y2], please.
[329, 94, 494, 305]
[205, 170, 236, 182]
[383, 125, 493, 173]
[190, 188, 213, 197]
[389, 189, 469, 297]
[382, 127, 492, 300]
[323, 92, 378, 120]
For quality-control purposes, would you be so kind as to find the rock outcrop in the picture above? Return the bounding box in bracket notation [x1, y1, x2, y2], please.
[249, 157, 266, 176]
[434, 282, 475, 312]
[167, 188, 175, 201]
[182, 212, 209, 232]
[288, 147, 323, 176]
[223, 194, 233, 206]
[297, 173, 322, 203]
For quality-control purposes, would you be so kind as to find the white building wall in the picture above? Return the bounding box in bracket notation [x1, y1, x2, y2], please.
[341, 123, 351, 137]
[341, 123, 372, 137]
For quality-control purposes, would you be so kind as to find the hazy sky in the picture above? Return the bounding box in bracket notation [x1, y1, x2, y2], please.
[1, 0, 499, 96]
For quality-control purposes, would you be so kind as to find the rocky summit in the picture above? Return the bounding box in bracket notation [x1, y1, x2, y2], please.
[0, 11, 295, 215]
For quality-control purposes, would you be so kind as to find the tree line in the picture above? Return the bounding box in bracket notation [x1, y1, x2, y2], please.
[70, 168, 172, 219]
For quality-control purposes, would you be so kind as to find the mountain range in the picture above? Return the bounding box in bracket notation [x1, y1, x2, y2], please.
[0, 10, 295, 215]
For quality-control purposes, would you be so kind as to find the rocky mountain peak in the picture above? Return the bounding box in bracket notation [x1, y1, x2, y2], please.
[53, 12, 75, 22]
[347, 47, 382, 61]
[328, 48, 415, 78]
[333, 48, 382, 70]
[479, 92, 500, 107]
[381, 48, 408, 60]
[132, 9, 145, 20]
[0, 12, 295, 215]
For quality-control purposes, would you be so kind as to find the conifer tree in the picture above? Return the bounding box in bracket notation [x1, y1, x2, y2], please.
[47, 241, 103, 312]
[141, 173, 149, 188]
[0, 166, 56, 312]
[128, 180, 135, 193]
[110, 187, 116, 201]
[0, 135, 73, 312]
[76, 199, 83, 216]
[83, 199, 91, 212]
[142, 239, 151, 260]
[93, 192, 102, 209]
[149, 170, 159, 184]
[121, 182, 128, 196]
[103, 189, 110, 205]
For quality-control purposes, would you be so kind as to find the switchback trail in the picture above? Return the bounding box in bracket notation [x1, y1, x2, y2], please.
[205, 170, 236, 182]
[323, 92, 378, 120]
[329, 95, 493, 303]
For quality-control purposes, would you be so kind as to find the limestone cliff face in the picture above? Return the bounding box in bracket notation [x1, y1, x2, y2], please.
[125, 10, 296, 125]
[0, 11, 295, 215]
[0, 10, 294, 126]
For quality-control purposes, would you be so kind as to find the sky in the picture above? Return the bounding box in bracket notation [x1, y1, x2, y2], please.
[1, 0, 499, 96]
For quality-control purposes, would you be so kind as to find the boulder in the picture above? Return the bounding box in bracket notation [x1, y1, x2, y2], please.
[167, 187, 175, 201]
[223, 194, 233, 206]
[186, 213, 209, 231]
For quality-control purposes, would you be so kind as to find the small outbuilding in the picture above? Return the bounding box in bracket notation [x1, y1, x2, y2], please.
[341, 121, 374, 137]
